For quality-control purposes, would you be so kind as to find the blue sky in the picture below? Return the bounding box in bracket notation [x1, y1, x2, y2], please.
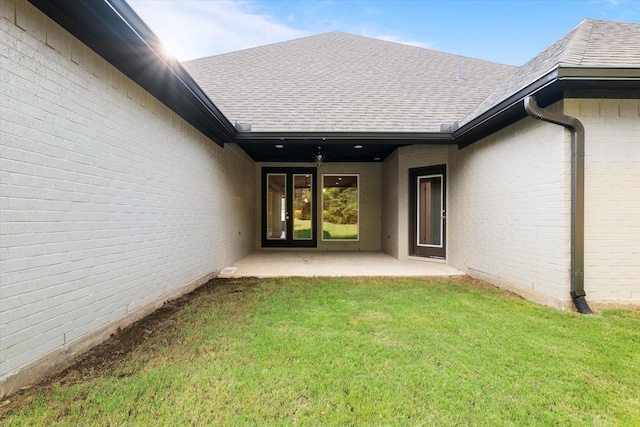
[128, 0, 640, 65]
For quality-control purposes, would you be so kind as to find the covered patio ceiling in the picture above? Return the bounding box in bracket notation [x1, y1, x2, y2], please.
[235, 133, 454, 163]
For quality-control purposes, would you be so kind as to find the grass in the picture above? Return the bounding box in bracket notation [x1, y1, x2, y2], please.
[293, 219, 311, 239]
[3, 277, 640, 426]
[292, 220, 358, 239]
[322, 222, 358, 239]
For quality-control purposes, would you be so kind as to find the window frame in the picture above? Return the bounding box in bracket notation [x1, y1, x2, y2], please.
[321, 173, 360, 242]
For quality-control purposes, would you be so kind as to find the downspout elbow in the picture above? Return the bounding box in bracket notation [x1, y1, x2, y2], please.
[524, 96, 585, 134]
[524, 96, 592, 314]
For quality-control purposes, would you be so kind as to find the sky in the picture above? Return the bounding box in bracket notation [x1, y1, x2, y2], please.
[127, 0, 640, 66]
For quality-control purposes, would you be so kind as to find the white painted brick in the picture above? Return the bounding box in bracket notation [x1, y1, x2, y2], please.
[386, 116, 571, 302]
[2, 335, 64, 378]
[563, 99, 640, 303]
[1, 1, 255, 383]
[385, 99, 638, 307]
[451, 116, 572, 301]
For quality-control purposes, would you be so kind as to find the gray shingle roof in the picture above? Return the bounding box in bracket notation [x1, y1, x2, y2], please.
[461, 19, 640, 125]
[184, 20, 639, 134]
[184, 32, 515, 132]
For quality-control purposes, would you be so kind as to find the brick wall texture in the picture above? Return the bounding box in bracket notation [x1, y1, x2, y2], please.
[0, 0, 255, 387]
[565, 98, 640, 304]
[448, 116, 573, 306]
[384, 99, 639, 309]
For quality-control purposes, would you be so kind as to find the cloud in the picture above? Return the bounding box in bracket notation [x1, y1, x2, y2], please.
[127, 0, 437, 61]
[356, 25, 434, 50]
[127, 0, 308, 60]
[372, 34, 434, 50]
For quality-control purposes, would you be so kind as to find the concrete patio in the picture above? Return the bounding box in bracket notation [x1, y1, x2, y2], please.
[221, 251, 464, 278]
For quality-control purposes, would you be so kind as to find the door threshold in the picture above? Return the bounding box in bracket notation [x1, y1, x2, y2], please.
[408, 256, 446, 264]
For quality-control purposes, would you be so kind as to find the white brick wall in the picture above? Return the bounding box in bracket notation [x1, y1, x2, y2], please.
[565, 98, 640, 305]
[448, 115, 572, 307]
[389, 144, 451, 261]
[0, 0, 255, 392]
[385, 100, 639, 310]
[387, 113, 572, 307]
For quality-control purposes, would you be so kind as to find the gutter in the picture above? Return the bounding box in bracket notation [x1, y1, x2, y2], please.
[455, 70, 560, 147]
[28, 0, 238, 144]
[104, 0, 238, 141]
[523, 96, 592, 314]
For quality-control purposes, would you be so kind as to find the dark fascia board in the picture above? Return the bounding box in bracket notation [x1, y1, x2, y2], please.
[455, 66, 640, 149]
[28, 0, 237, 146]
[454, 69, 560, 148]
[236, 131, 456, 145]
[558, 66, 640, 79]
[242, 66, 640, 149]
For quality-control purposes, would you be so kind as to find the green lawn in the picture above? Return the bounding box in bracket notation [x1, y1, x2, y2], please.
[293, 219, 311, 239]
[322, 222, 358, 240]
[3, 277, 640, 426]
[292, 220, 358, 240]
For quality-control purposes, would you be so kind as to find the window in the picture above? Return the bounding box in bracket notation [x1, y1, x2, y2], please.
[322, 174, 359, 240]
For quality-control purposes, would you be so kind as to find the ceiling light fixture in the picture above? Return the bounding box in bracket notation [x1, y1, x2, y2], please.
[275, 144, 284, 149]
[354, 144, 363, 149]
[314, 146, 324, 167]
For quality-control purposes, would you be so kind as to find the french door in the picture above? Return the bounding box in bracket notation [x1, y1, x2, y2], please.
[409, 165, 446, 259]
[262, 167, 317, 247]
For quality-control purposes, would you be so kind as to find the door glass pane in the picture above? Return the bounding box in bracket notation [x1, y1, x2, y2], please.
[322, 175, 359, 240]
[267, 174, 286, 240]
[293, 174, 313, 240]
[418, 175, 442, 247]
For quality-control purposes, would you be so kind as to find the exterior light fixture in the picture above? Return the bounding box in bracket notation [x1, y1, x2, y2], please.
[275, 144, 284, 148]
[354, 144, 363, 149]
[315, 146, 324, 167]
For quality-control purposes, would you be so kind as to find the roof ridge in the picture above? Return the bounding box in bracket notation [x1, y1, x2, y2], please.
[186, 31, 512, 67]
[460, 18, 640, 127]
[183, 32, 343, 62]
[560, 18, 595, 66]
[458, 19, 589, 125]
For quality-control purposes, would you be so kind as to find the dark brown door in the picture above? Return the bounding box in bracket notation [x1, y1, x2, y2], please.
[409, 166, 446, 259]
[262, 167, 317, 247]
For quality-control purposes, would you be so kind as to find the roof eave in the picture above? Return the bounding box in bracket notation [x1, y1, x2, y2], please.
[28, 0, 238, 145]
[455, 65, 640, 149]
[17, 3, 640, 157]
[558, 66, 640, 79]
